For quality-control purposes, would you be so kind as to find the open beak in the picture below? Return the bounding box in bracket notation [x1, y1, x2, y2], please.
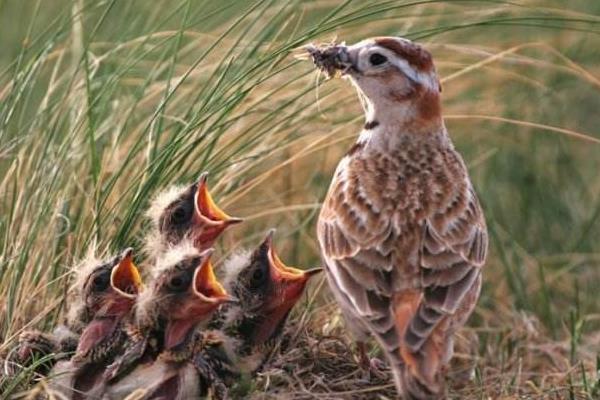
[264, 230, 322, 307]
[163, 249, 235, 350]
[110, 248, 143, 299]
[192, 249, 235, 304]
[305, 42, 354, 78]
[194, 172, 243, 227]
[77, 248, 142, 360]
[248, 231, 321, 345]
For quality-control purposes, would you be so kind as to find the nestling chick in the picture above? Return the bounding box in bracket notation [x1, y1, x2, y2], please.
[9, 247, 136, 377]
[137, 245, 232, 353]
[96, 243, 233, 399]
[45, 247, 143, 398]
[204, 230, 322, 383]
[308, 37, 488, 399]
[145, 172, 242, 260]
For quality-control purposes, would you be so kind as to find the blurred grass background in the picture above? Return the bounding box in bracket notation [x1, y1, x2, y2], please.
[0, 0, 599, 398]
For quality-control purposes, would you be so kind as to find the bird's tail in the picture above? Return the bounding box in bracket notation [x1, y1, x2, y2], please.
[380, 290, 450, 399]
[389, 358, 446, 400]
[370, 324, 447, 399]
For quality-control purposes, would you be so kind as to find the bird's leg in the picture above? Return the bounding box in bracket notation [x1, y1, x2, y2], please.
[356, 341, 370, 369]
[356, 341, 388, 380]
[8, 325, 79, 382]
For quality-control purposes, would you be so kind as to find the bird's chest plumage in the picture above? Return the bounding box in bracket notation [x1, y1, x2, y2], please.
[320, 143, 464, 260]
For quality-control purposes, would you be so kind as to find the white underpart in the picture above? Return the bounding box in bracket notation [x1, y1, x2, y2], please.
[210, 329, 263, 373]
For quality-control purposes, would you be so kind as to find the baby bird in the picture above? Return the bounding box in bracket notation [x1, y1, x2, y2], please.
[203, 230, 322, 384]
[145, 172, 242, 260]
[45, 248, 143, 398]
[308, 38, 488, 399]
[98, 243, 232, 399]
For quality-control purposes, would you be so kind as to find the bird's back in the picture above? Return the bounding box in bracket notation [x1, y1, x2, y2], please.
[318, 137, 472, 276]
[317, 135, 487, 399]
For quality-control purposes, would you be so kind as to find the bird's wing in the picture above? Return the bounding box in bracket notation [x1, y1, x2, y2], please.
[318, 158, 488, 384]
[406, 185, 487, 352]
[317, 163, 407, 354]
[400, 185, 487, 387]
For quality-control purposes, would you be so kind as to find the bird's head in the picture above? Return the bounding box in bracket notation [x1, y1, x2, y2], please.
[223, 230, 321, 348]
[306, 37, 442, 131]
[72, 248, 143, 358]
[146, 172, 243, 258]
[138, 243, 233, 350]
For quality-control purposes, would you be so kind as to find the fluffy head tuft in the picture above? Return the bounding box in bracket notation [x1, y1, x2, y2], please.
[66, 243, 110, 328]
[70, 243, 104, 293]
[146, 184, 187, 225]
[134, 281, 158, 328]
[151, 238, 200, 279]
[220, 250, 252, 292]
[143, 228, 166, 262]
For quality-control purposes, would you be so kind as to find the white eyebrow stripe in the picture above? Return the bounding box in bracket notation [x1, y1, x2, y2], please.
[389, 53, 438, 92]
[390, 57, 420, 83]
[351, 41, 439, 92]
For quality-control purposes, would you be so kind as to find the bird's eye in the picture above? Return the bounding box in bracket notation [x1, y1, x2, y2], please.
[167, 272, 191, 293]
[252, 269, 264, 282]
[369, 53, 388, 66]
[170, 205, 189, 225]
[92, 271, 110, 292]
[249, 265, 267, 288]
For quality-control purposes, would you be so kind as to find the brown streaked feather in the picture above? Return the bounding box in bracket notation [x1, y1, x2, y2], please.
[318, 140, 488, 391]
[404, 186, 487, 359]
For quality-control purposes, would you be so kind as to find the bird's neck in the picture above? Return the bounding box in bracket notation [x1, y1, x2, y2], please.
[357, 87, 447, 150]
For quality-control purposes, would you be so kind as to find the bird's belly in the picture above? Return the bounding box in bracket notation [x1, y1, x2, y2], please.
[100, 359, 200, 399]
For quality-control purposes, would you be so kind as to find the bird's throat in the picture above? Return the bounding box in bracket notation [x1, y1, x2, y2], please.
[164, 319, 196, 351]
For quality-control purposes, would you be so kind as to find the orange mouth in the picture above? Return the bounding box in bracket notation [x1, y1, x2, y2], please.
[110, 248, 143, 298]
[163, 249, 234, 351]
[242, 231, 322, 346]
[194, 172, 243, 226]
[193, 249, 231, 303]
[265, 230, 322, 284]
